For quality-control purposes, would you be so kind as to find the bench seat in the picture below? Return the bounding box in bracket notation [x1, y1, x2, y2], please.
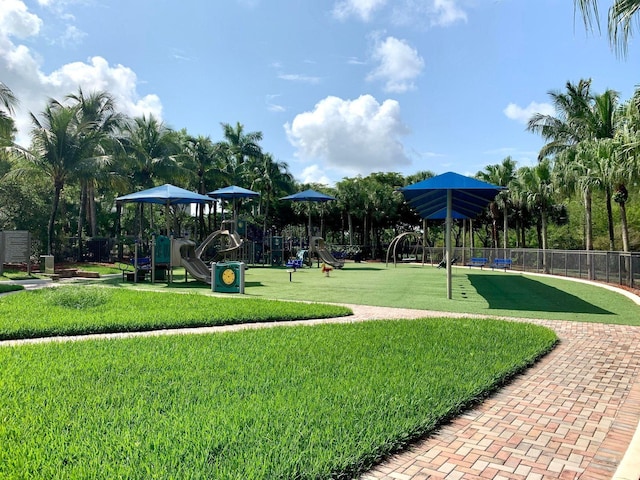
[491, 258, 512, 270]
[467, 257, 488, 268]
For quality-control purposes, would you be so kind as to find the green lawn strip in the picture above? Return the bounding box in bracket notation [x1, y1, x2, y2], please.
[0, 283, 24, 293]
[0, 319, 557, 479]
[0, 286, 351, 340]
[230, 263, 640, 325]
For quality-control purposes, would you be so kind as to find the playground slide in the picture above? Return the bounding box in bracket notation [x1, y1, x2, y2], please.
[173, 238, 212, 284]
[317, 246, 345, 269]
[195, 229, 242, 259]
[181, 256, 212, 284]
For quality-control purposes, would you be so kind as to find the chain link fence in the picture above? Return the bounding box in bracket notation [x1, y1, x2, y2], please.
[431, 247, 640, 290]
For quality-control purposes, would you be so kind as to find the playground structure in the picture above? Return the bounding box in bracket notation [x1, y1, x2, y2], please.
[385, 232, 426, 267]
[310, 236, 345, 269]
[123, 219, 245, 285]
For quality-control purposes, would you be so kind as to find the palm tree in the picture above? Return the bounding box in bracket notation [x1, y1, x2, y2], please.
[612, 88, 640, 252]
[216, 122, 263, 186]
[122, 114, 184, 189]
[527, 80, 620, 253]
[476, 157, 517, 250]
[18, 100, 93, 254]
[0, 82, 17, 143]
[66, 89, 126, 255]
[249, 153, 294, 241]
[518, 159, 556, 269]
[575, 0, 640, 56]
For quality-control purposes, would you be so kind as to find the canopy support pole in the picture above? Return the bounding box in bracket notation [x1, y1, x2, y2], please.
[446, 189, 452, 300]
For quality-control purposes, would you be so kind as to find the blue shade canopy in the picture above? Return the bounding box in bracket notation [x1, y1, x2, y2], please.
[207, 185, 260, 199]
[280, 189, 336, 202]
[400, 172, 504, 219]
[116, 184, 212, 205]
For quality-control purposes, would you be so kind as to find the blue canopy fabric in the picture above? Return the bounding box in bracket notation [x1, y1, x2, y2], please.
[280, 189, 336, 202]
[116, 184, 212, 205]
[400, 172, 504, 220]
[281, 189, 336, 245]
[208, 185, 260, 199]
[400, 172, 504, 299]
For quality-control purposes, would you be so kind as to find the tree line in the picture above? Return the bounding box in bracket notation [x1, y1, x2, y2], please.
[0, 79, 639, 261]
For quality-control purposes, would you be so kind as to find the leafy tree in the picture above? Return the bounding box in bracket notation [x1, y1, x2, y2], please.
[122, 114, 184, 189]
[476, 157, 517, 249]
[215, 122, 263, 186]
[575, 0, 640, 56]
[13, 99, 97, 254]
[527, 80, 621, 252]
[0, 82, 17, 144]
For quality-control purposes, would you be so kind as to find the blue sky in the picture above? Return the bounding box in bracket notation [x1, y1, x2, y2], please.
[1, 0, 638, 186]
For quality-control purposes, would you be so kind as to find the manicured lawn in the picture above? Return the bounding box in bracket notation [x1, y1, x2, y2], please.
[0, 318, 556, 479]
[234, 263, 640, 324]
[0, 283, 24, 294]
[0, 286, 351, 340]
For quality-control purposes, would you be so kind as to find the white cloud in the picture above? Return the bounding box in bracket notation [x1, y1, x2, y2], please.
[367, 36, 424, 93]
[285, 94, 411, 178]
[299, 164, 333, 186]
[333, 0, 467, 27]
[332, 0, 387, 21]
[430, 0, 467, 26]
[503, 101, 555, 124]
[0, 0, 43, 38]
[278, 73, 321, 84]
[0, 0, 162, 147]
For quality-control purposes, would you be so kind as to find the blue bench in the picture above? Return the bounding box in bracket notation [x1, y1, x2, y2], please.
[286, 259, 303, 270]
[492, 258, 512, 270]
[467, 257, 487, 269]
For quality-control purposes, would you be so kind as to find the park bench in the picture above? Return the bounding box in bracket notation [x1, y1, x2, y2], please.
[491, 258, 512, 270]
[467, 257, 488, 269]
[286, 259, 304, 270]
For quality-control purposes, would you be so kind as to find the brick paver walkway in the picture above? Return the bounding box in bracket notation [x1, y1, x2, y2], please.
[361, 318, 640, 480]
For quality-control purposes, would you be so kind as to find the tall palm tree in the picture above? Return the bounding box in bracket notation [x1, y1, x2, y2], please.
[122, 114, 184, 189]
[575, 0, 640, 56]
[17, 100, 94, 254]
[215, 122, 263, 186]
[66, 89, 126, 252]
[518, 159, 556, 268]
[476, 157, 517, 250]
[612, 88, 640, 251]
[0, 82, 17, 143]
[250, 153, 294, 241]
[527, 80, 620, 252]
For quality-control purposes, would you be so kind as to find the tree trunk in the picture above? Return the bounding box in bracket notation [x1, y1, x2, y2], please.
[77, 183, 87, 261]
[584, 188, 594, 280]
[584, 189, 593, 251]
[502, 201, 508, 251]
[48, 184, 63, 255]
[347, 213, 353, 246]
[605, 186, 615, 251]
[88, 182, 97, 237]
[620, 201, 630, 252]
[541, 211, 549, 273]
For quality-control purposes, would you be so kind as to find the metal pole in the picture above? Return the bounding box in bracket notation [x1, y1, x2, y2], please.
[446, 189, 452, 299]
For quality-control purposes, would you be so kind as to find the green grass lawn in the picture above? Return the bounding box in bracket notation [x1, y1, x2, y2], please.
[0, 286, 351, 340]
[112, 263, 640, 325]
[0, 318, 556, 479]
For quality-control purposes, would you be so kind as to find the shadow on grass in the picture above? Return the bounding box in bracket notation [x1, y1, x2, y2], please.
[468, 274, 612, 314]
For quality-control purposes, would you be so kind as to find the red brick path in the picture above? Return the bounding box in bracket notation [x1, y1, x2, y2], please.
[361, 320, 640, 479]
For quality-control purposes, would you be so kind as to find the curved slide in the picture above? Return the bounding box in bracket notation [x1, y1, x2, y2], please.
[314, 238, 345, 269]
[173, 238, 213, 284]
[181, 256, 212, 284]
